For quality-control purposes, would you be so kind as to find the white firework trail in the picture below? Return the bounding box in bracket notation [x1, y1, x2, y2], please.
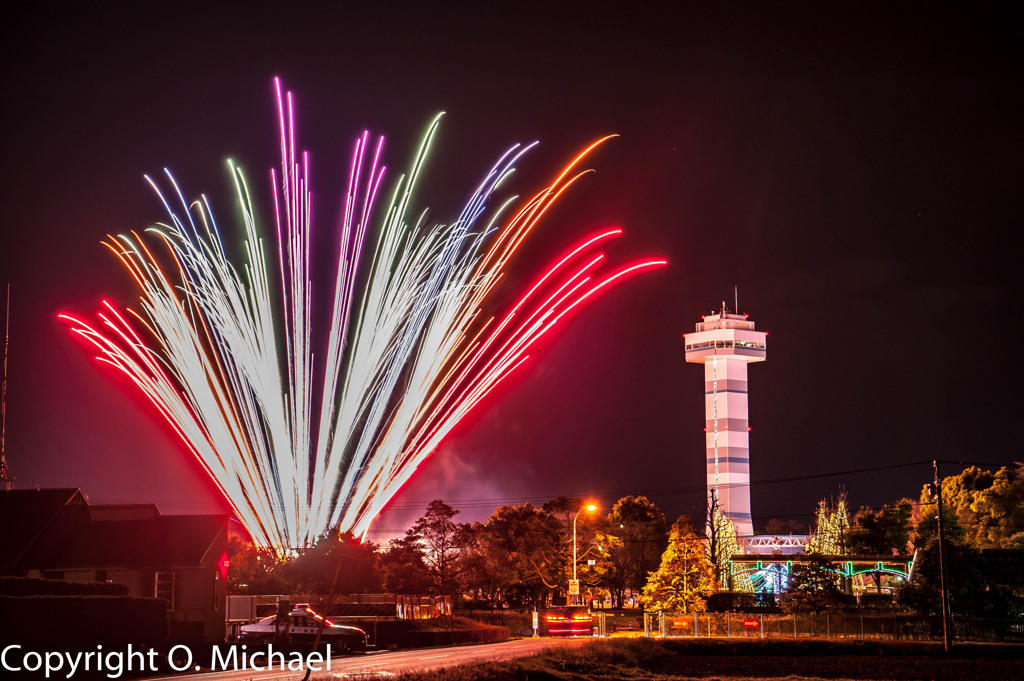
[60, 80, 666, 552]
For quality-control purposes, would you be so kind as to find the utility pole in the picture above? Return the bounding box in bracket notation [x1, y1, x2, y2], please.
[932, 459, 953, 652]
[1, 284, 13, 492]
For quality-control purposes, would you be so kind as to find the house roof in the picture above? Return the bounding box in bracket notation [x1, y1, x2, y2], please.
[88, 503, 160, 521]
[31, 513, 228, 570]
[0, 488, 87, 570]
[1, 488, 227, 572]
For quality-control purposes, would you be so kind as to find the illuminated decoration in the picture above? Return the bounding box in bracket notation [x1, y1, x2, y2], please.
[684, 303, 766, 537]
[59, 80, 666, 553]
[709, 506, 751, 590]
[730, 556, 913, 595]
[733, 560, 790, 594]
[729, 492, 910, 596]
[848, 560, 913, 593]
[806, 494, 851, 556]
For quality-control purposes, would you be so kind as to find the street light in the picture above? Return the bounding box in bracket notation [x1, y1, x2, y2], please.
[569, 503, 598, 605]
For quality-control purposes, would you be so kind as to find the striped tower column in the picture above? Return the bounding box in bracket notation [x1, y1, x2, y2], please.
[684, 304, 766, 538]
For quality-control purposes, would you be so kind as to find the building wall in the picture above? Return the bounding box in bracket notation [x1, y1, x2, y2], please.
[170, 567, 225, 641]
[27, 565, 225, 641]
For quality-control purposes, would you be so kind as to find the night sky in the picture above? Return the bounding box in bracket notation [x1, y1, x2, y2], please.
[2, 3, 1020, 542]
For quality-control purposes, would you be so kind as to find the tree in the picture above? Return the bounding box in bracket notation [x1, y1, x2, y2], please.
[911, 496, 966, 549]
[1005, 532, 1024, 549]
[640, 515, 716, 613]
[474, 503, 565, 606]
[806, 494, 850, 556]
[457, 522, 516, 607]
[779, 552, 850, 613]
[377, 535, 434, 594]
[228, 542, 293, 594]
[933, 464, 1024, 549]
[542, 496, 612, 603]
[706, 489, 745, 590]
[846, 499, 914, 593]
[896, 534, 991, 617]
[229, 530, 381, 596]
[898, 494, 1002, 618]
[407, 500, 469, 597]
[606, 496, 668, 607]
[849, 500, 913, 555]
[287, 531, 380, 594]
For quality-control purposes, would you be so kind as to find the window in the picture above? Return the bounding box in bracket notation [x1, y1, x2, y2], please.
[155, 571, 175, 609]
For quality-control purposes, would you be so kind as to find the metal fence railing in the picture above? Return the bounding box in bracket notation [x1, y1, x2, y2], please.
[642, 612, 1022, 643]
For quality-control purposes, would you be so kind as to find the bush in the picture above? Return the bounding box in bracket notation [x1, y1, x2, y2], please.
[455, 609, 533, 633]
[858, 592, 896, 610]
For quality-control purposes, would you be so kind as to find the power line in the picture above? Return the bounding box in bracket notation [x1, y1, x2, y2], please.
[82, 458, 1013, 516]
[380, 460, 939, 510]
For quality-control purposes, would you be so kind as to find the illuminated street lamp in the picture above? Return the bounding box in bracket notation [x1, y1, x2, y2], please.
[569, 503, 598, 605]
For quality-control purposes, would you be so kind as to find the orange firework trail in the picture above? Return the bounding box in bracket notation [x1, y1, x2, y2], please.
[60, 81, 666, 552]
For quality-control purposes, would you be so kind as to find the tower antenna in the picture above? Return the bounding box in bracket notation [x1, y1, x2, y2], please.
[734, 286, 739, 314]
[1, 283, 13, 491]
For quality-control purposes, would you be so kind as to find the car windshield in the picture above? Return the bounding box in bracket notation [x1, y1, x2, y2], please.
[296, 609, 333, 626]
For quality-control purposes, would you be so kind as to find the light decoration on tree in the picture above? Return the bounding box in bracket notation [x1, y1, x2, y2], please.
[642, 519, 716, 613]
[807, 493, 851, 556]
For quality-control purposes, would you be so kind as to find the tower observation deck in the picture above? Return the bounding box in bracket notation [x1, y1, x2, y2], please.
[684, 303, 766, 538]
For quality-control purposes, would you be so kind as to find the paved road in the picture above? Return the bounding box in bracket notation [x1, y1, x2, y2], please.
[148, 637, 588, 681]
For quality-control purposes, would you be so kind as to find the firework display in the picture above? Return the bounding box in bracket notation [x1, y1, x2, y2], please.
[60, 81, 665, 552]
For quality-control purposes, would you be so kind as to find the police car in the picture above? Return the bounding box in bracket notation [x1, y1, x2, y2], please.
[238, 604, 368, 651]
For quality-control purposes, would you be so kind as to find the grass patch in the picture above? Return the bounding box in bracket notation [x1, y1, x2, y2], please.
[330, 637, 1024, 681]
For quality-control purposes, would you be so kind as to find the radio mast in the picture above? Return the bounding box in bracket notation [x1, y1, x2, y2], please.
[1, 283, 13, 491]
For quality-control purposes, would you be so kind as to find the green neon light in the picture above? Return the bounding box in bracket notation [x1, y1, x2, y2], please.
[850, 567, 909, 578]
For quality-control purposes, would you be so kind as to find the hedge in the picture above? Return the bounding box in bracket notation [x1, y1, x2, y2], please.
[0, 595, 167, 648]
[0, 576, 129, 596]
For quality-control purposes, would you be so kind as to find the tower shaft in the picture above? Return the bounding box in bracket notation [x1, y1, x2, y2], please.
[703, 356, 752, 535]
[684, 304, 765, 538]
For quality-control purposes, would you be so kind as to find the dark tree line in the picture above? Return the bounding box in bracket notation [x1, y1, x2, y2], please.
[227, 464, 1022, 619]
[228, 495, 668, 608]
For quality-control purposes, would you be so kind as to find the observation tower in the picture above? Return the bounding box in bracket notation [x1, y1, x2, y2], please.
[684, 303, 766, 538]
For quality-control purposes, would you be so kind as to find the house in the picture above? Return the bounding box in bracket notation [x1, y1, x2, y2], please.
[0, 488, 228, 642]
[0, 488, 89, 576]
